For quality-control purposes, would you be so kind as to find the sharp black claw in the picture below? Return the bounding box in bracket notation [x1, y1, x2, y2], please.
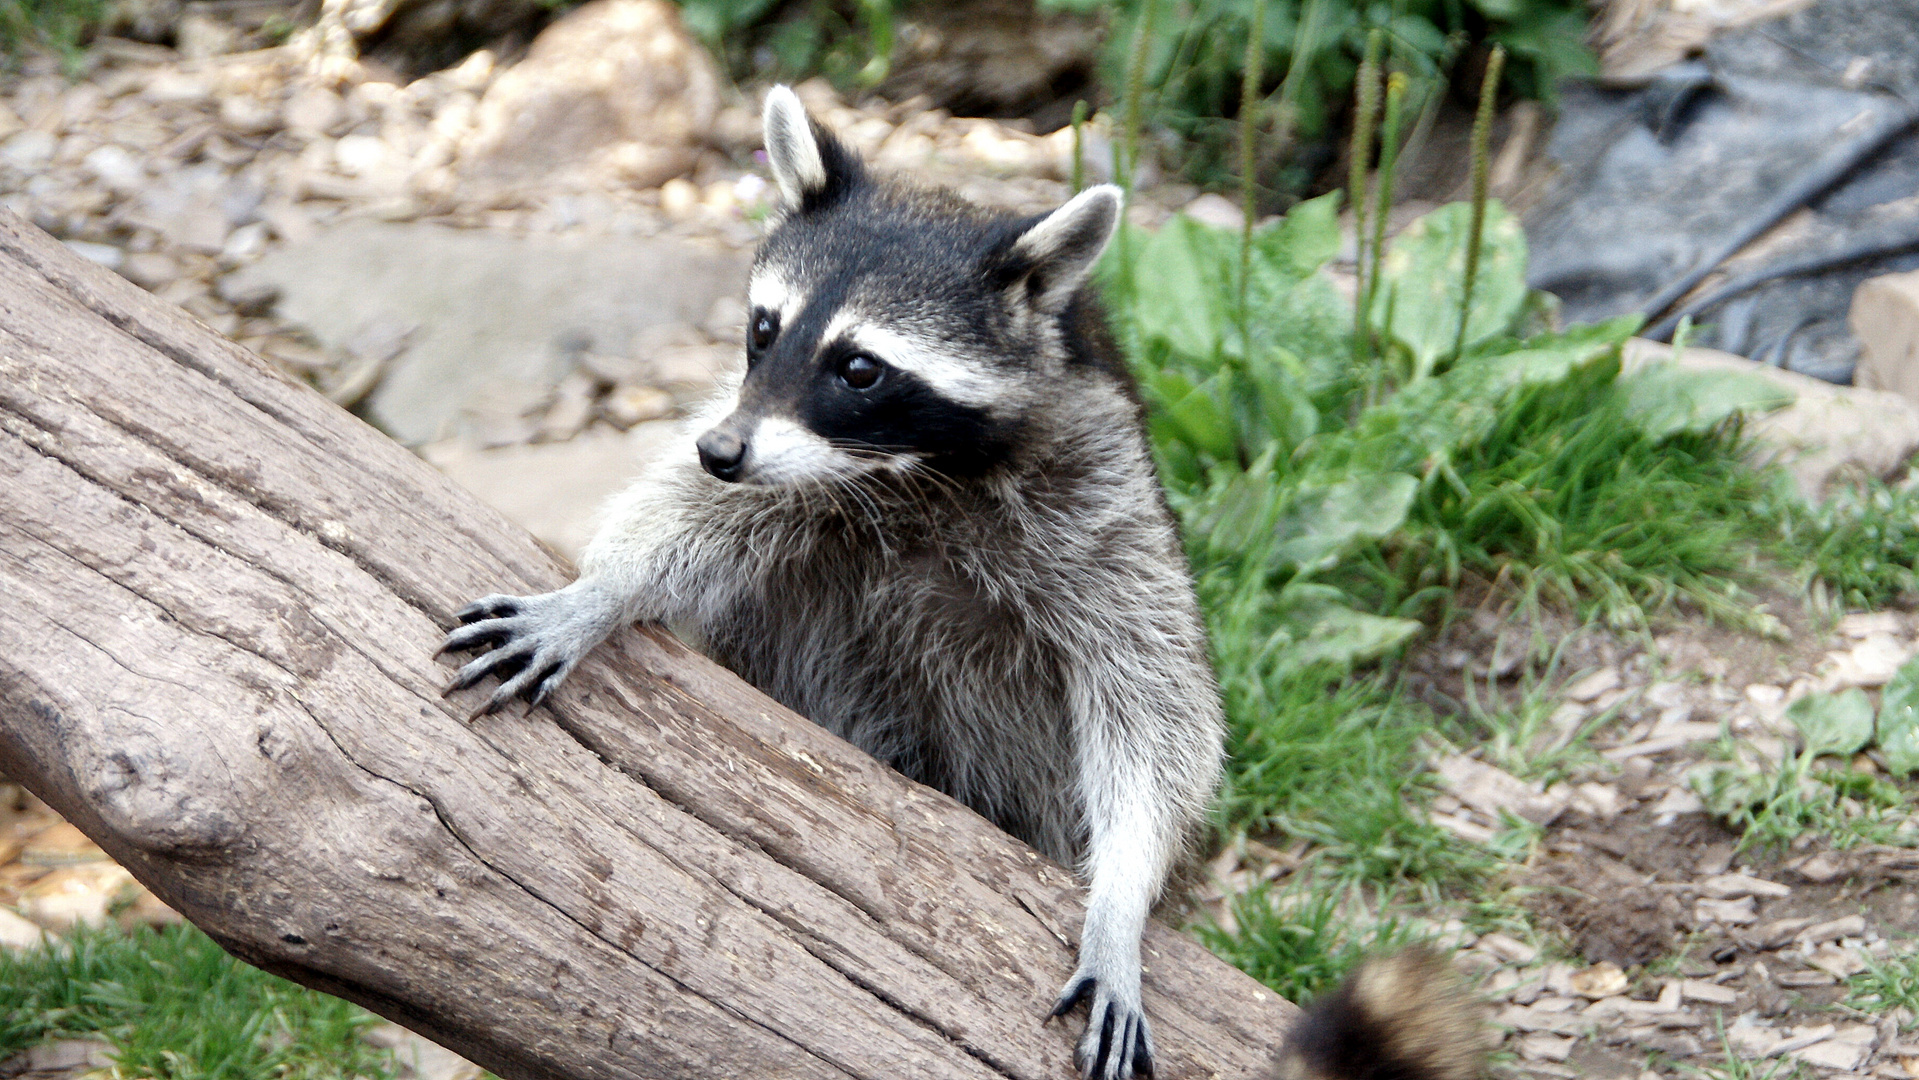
[1094, 1005, 1115, 1080]
[1050, 975, 1095, 1019]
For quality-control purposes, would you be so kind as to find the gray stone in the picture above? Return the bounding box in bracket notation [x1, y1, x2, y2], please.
[229, 223, 747, 444]
[1622, 339, 1919, 500]
[421, 421, 683, 558]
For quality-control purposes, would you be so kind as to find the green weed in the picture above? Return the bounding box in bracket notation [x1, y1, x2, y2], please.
[0, 0, 106, 64]
[1681, 1022, 1807, 1080]
[1192, 876, 1430, 1003]
[0, 922, 396, 1079]
[1770, 478, 1919, 609]
[1848, 947, 1919, 1021]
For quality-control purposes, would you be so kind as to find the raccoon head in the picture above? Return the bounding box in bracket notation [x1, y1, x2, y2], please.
[694, 85, 1124, 487]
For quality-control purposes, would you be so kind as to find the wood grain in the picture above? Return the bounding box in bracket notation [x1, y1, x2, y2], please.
[0, 209, 1296, 1080]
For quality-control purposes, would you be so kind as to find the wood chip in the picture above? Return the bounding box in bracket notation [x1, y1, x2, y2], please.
[1568, 962, 1629, 999]
[1517, 1034, 1577, 1063]
[1479, 932, 1540, 965]
[1776, 969, 1839, 988]
[1680, 979, 1739, 1004]
[1699, 872, 1793, 900]
[1696, 896, 1759, 924]
[1793, 1040, 1867, 1071]
[1805, 915, 1868, 943]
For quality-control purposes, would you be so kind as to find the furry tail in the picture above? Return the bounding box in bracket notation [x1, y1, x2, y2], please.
[1271, 948, 1486, 1080]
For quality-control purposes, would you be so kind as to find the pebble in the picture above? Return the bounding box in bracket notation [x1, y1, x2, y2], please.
[1678, 979, 1739, 1005]
[1565, 668, 1623, 702]
[63, 239, 122, 269]
[1478, 932, 1540, 965]
[1, 129, 55, 170]
[1516, 1034, 1577, 1062]
[1569, 962, 1629, 998]
[1700, 872, 1793, 899]
[0, 906, 47, 951]
[1696, 895, 1760, 924]
[1806, 915, 1869, 943]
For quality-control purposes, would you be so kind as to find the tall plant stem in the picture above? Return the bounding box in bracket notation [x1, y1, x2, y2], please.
[1455, 45, 1506, 364]
[1116, 0, 1159, 298]
[1238, 0, 1271, 335]
[1365, 71, 1409, 385]
[1347, 28, 1385, 366]
[1070, 99, 1089, 193]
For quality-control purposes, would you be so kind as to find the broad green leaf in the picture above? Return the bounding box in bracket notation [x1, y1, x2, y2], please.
[1788, 688, 1874, 758]
[1259, 584, 1421, 674]
[1620, 361, 1795, 441]
[1249, 271, 1355, 393]
[1158, 372, 1240, 461]
[1248, 190, 1342, 284]
[1273, 473, 1420, 573]
[1245, 345, 1320, 452]
[1370, 202, 1528, 379]
[1130, 216, 1239, 361]
[1879, 656, 1919, 774]
[1191, 465, 1282, 556]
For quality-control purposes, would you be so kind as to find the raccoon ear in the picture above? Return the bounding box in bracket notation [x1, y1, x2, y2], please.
[1004, 185, 1123, 315]
[762, 85, 861, 211]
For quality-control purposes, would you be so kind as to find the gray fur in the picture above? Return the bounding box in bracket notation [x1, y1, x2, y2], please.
[441, 86, 1224, 1080]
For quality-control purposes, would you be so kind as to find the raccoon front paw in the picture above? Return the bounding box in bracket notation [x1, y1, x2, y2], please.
[436, 588, 616, 717]
[1050, 971, 1156, 1080]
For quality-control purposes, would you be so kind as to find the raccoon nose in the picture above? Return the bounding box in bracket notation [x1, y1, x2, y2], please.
[697, 429, 747, 482]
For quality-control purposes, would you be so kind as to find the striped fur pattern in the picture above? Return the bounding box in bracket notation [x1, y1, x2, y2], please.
[440, 85, 1225, 1080]
[1272, 950, 1487, 1080]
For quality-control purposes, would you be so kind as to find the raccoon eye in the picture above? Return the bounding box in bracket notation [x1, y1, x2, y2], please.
[749, 310, 780, 358]
[838, 352, 883, 390]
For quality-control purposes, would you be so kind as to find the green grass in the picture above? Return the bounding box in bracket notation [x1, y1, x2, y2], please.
[1192, 876, 1430, 1003]
[0, 0, 105, 63]
[1848, 947, 1919, 1021]
[0, 922, 397, 1079]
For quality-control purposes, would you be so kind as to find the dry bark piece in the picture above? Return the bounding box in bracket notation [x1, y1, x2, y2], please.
[0, 210, 1294, 1080]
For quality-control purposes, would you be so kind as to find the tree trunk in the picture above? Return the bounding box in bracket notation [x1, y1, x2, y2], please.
[0, 210, 1295, 1080]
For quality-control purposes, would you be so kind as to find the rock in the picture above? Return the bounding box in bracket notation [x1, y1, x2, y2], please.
[1839, 611, 1903, 638]
[1568, 962, 1629, 998]
[1622, 338, 1919, 500]
[64, 239, 123, 269]
[1678, 979, 1739, 1005]
[1808, 943, 1869, 979]
[538, 370, 599, 442]
[878, 0, 1099, 118]
[227, 223, 746, 444]
[1565, 668, 1622, 702]
[1433, 754, 1568, 826]
[1853, 270, 1919, 406]
[1695, 896, 1759, 924]
[457, 0, 720, 193]
[1478, 932, 1540, 965]
[1805, 915, 1869, 944]
[1517, 1034, 1578, 1062]
[1497, 1006, 1588, 1035]
[19, 863, 138, 930]
[175, 10, 240, 58]
[1181, 193, 1244, 230]
[119, 251, 179, 291]
[284, 86, 345, 136]
[82, 144, 144, 192]
[422, 421, 681, 558]
[1777, 968, 1838, 989]
[1699, 873, 1792, 900]
[19, 1040, 115, 1073]
[1790, 850, 1853, 883]
[362, 1024, 487, 1080]
[0, 906, 47, 951]
[603, 384, 675, 428]
[217, 274, 279, 316]
[1, 129, 55, 170]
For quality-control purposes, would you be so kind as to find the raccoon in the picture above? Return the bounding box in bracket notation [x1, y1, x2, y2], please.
[1271, 949, 1486, 1080]
[438, 85, 1225, 1080]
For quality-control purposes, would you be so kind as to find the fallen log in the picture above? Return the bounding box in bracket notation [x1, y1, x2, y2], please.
[0, 210, 1295, 1079]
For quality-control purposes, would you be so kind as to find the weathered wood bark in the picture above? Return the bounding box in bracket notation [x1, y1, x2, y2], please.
[0, 210, 1296, 1080]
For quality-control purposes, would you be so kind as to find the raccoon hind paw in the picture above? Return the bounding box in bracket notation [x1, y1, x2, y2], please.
[1271, 948, 1484, 1080]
